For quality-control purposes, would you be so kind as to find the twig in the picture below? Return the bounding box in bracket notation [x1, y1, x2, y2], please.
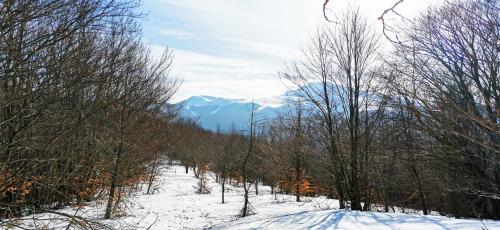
[146, 215, 159, 230]
[323, 0, 335, 22]
[378, 0, 405, 21]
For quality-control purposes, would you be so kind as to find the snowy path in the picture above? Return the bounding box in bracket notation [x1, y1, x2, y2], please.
[15, 164, 500, 229]
[115, 164, 500, 230]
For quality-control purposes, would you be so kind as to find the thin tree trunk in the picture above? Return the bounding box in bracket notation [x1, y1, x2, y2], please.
[295, 164, 301, 202]
[113, 186, 123, 215]
[104, 187, 116, 219]
[147, 157, 158, 195]
[193, 166, 199, 178]
[104, 147, 121, 219]
[242, 180, 249, 217]
[146, 171, 155, 195]
[412, 165, 429, 215]
[241, 104, 255, 217]
[221, 179, 225, 204]
[255, 179, 259, 195]
[221, 169, 226, 204]
[384, 193, 390, 212]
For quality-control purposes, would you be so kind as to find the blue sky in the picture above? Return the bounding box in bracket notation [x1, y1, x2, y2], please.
[139, 0, 439, 102]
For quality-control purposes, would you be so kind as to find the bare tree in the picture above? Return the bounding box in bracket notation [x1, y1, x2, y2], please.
[282, 7, 380, 210]
[385, 0, 499, 219]
[281, 30, 349, 208]
[212, 125, 241, 203]
[240, 103, 260, 217]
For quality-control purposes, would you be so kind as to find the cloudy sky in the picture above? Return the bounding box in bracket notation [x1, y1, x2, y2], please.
[140, 0, 440, 102]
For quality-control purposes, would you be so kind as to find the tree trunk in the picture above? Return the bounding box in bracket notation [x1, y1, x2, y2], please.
[104, 171, 117, 219]
[193, 166, 199, 178]
[147, 158, 158, 195]
[412, 165, 429, 215]
[146, 171, 155, 195]
[384, 187, 390, 212]
[339, 195, 346, 209]
[350, 133, 362, 211]
[242, 177, 249, 217]
[334, 179, 346, 209]
[221, 171, 226, 204]
[112, 186, 123, 215]
[241, 104, 255, 217]
[295, 164, 301, 202]
[104, 147, 122, 219]
[255, 179, 259, 195]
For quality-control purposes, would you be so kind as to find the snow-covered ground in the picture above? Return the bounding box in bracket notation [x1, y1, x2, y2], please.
[12, 164, 500, 229]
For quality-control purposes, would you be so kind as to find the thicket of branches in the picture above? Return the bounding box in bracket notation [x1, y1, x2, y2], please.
[0, 0, 179, 227]
[173, 0, 499, 220]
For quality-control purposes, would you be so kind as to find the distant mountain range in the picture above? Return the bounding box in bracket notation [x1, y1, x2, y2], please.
[176, 82, 380, 131]
[177, 95, 284, 131]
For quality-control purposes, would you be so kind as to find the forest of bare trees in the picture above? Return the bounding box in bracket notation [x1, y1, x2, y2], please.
[0, 0, 498, 228]
[0, 0, 180, 228]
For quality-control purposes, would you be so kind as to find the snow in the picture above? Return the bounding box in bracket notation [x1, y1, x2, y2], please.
[12, 164, 500, 229]
[210, 104, 224, 115]
[251, 96, 285, 108]
[200, 96, 213, 102]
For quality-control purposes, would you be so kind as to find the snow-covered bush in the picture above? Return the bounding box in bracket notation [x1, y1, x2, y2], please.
[194, 169, 211, 194]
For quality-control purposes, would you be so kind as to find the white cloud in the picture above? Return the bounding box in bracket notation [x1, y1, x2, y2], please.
[159, 28, 193, 39]
[174, 79, 289, 103]
[154, 46, 285, 102]
[143, 0, 443, 102]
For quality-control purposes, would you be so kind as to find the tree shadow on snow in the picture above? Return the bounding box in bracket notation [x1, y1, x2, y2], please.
[353, 212, 453, 230]
[206, 209, 495, 229]
[205, 210, 346, 229]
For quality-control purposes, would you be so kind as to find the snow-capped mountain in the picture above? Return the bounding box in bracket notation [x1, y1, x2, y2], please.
[177, 95, 283, 131]
[176, 82, 382, 131]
